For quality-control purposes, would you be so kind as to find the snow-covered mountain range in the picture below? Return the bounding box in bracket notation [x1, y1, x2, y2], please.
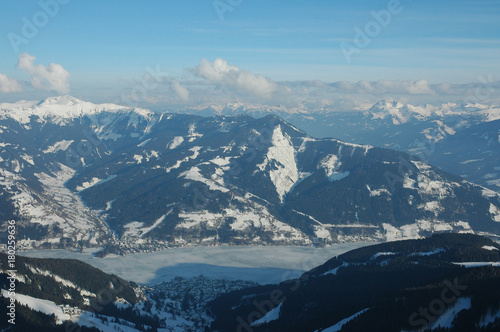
[1, 96, 500, 253]
[189, 100, 500, 193]
[193, 99, 500, 123]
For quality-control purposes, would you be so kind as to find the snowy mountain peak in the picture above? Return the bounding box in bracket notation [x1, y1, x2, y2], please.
[36, 95, 85, 107]
[33, 95, 130, 115]
[368, 100, 411, 123]
[369, 100, 500, 120]
[371, 100, 404, 110]
[0, 95, 152, 124]
[365, 99, 500, 124]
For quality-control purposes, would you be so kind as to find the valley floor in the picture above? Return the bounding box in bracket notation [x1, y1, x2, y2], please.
[19, 243, 372, 285]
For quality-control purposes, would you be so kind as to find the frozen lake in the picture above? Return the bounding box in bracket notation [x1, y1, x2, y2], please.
[20, 243, 373, 285]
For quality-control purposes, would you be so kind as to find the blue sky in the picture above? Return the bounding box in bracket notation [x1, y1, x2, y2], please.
[0, 0, 499, 109]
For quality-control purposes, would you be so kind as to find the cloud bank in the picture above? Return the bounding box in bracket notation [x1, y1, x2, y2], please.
[17, 53, 70, 94]
[330, 79, 435, 95]
[123, 58, 498, 111]
[4, 56, 496, 113]
[0, 74, 23, 93]
[191, 58, 277, 98]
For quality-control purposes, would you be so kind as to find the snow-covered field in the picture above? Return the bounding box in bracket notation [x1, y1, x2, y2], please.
[0, 289, 141, 331]
[20, 243, 372, 285]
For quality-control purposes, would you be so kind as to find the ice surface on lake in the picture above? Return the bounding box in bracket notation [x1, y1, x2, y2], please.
[20, 243, 372, 285]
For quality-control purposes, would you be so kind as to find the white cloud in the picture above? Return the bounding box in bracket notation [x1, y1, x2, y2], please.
[17, 53, 70, 94]
[330, 79, 434, 95]
[194, 58, 239, 81]
[112, 58, 500, 112]
[0, 74, 23, 93]
[191, 58, 276, 98]
[186, 60, 443, 108]
[172, 81, 189, 101]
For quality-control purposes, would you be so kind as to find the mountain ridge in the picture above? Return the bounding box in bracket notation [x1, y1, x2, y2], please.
[0, 97, 499, 254]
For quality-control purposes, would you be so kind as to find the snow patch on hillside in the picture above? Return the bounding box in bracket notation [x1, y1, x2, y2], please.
[257, 125, 299, 202]
[1, 289, 70, 324]
[328, 171, 350, 182]
[332, 140, 372, 155]
[430, 297, 471, 329]
[252, 302, 283, 326]
[292, 209, 323, 225]
[72, 311, 141, 332]
[322, 262, 347, 276]
[411, 248, 446, 256]
[417, 174, 452, 197]
[490, 203, 500, 222]
[187, 123, 203, 142]
[480, 307, 500, 327]
[123, 212, 170, 241]
[76, 174, 117, 191]
[383, 224, 402, 241]
[123, 221, 145, 238]
[453, 262, 500, 268]
[25, 264, 96, 298]
[166, 146, 202, 173]
[481, 187, 500, 197]
[372, 252, 396, 259]
[133, 154, 143, 163]
[317, 154, 350, 182]
[320, 308, 370, 332]
[43, 140, 74, 153]
[180, 166, 230, 193]
[0, 289, 141, 331]
[419, 201, 444, 215]
[135, 139, 150, 148]
[319, 154, 340, 176]
[168, 136, 184, 149]
[210, 156, 232, 167]
[367, 185, 391, 197]
[382, 223, 424, 241]
[298, 136, 317, 153]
